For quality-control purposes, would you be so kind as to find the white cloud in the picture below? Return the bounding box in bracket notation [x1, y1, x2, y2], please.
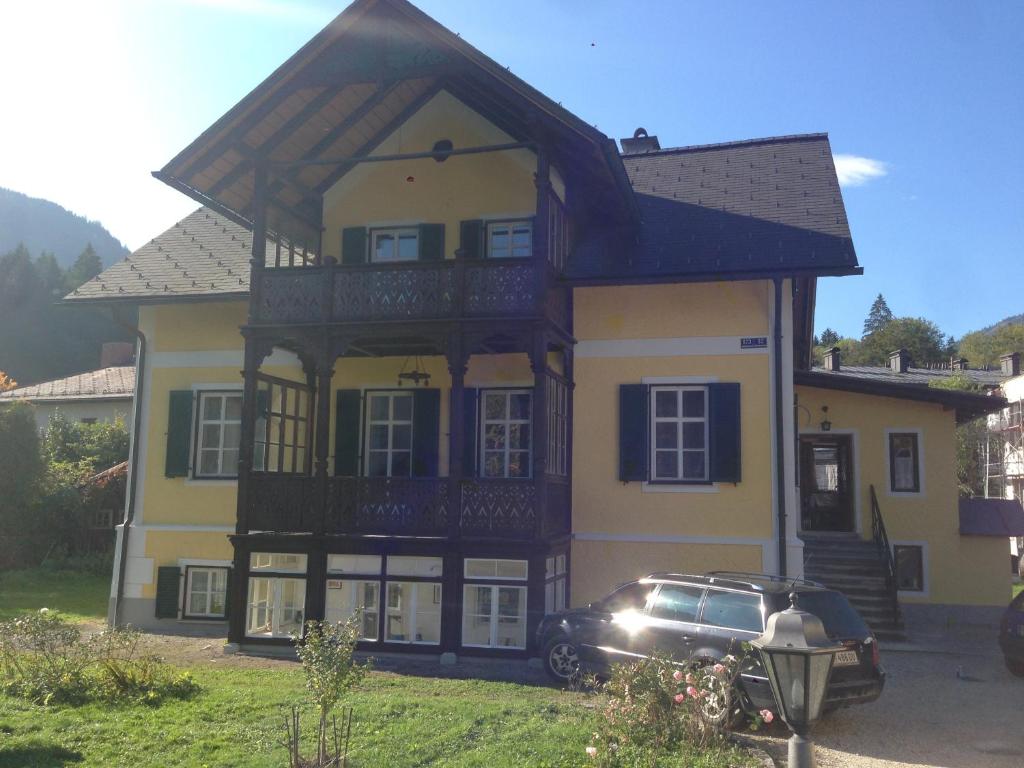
[833, 154, 888, 188]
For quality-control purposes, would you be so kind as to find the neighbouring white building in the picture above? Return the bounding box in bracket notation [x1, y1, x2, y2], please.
[0, 364, 135, 432]
[985, 353, 1024, 572]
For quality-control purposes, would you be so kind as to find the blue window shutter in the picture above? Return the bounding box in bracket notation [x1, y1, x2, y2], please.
[618, 384, 648, 481]
[708, 383, 741, 483]
[165, 390, 194, 477]
[459, 220, 483, 259]
[341, 227, 367, 265]
[412, 389, 440, 477]
[462, 388, 479, 477]
[155, 566, 181, 619]
[334, 390, 361, 476]
[418, 223, 445, 261]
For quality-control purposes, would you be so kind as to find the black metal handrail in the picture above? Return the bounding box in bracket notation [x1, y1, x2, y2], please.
[869, 484, 901, 622]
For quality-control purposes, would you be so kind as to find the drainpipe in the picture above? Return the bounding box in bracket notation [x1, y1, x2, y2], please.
[112, 322, 147, 627]
[773, 277, 787, 577]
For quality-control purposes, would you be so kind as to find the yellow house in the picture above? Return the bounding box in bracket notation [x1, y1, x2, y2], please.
[65, 0, 1011, 655]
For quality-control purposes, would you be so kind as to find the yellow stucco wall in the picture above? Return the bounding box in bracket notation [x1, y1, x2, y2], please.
[321, 90, 562, 262]
[796, 385, 1010, 607]
[151, 302, 246, 352]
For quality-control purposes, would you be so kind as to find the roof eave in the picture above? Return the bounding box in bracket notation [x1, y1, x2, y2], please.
[564, 264, 862, 288]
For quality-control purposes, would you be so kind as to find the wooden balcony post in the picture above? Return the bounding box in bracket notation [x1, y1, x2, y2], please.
[531, 329, 550, 539]
[446, 332, 468, 538]
[312, 343, 335, 537]
[248, 161, 268, 324]
[237, 336, 269, 536]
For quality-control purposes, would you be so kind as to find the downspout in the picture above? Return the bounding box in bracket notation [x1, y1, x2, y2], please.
[773, 277, 788, 577]
[112, 322, 147, 627]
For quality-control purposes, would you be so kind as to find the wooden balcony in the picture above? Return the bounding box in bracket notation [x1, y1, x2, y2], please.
[253, 257, 568, 328]
[246, 473, 570, 541]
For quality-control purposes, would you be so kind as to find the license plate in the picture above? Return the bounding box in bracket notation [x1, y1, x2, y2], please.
[834, 650, 859, 667]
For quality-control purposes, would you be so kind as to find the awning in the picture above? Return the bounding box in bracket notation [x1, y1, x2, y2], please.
[959, 497, 1024, 537]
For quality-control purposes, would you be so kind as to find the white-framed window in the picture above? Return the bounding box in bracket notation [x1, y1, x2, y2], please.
[184, 566, 228, 618]
[327, 554, 383, 575]
[461, 584, 527, 649]
[194, 391, 243, 478]
[464, 558, 528, 580]
[388, 556, 443, 577]
[371, 228, 419, 263]
[544, 554, 568, 614]
[245, 577, 306, 638]
[384, 582, 441, 644]
[486, 220, 532, 259]
[481, 390, 532, 479]
[365, 391, 413, 477]
[650, 386, 709, 482]
[893, 544, 925, 592]
[325, 579, 380, 641]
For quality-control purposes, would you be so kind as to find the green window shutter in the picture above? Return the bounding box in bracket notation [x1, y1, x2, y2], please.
[165, 390, 194, 477]
[334, 389, 362, 476]
[412, 389, 440, 477]
[459, 219, 483, 259]
[418, 223, 445, 261]
[618, 384, 648, 481]
[708, 383, 741, 483]
[341, 227, 367, 265]
[462, 388, 479, 477]
[155, 566, 181, 619]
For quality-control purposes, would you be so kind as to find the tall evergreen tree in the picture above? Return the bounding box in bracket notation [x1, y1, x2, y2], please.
[64, 243, 103, 292]
[862, 293, 894, 337]
[819, 328, 840, 347]
[0, 244, 40, 313]
[34, 252, 64, 297]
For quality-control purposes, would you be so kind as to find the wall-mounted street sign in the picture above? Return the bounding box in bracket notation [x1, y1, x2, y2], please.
[741, 337, 768, 349]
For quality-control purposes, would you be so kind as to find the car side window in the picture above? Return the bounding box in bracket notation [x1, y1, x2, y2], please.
[599, 582, 655, 612]
[700, 589, 764, 632]
[649, 585, 704, 623]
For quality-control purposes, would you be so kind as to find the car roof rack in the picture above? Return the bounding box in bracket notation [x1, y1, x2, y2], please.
[706, 571, 824, 589]
[642, 571, 763, 591]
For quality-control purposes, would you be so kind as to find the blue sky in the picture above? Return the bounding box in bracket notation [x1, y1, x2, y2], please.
[1, 0, 1021, 338]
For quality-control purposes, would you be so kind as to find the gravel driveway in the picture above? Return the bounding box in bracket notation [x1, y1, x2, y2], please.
[751, 627, 1023, 768]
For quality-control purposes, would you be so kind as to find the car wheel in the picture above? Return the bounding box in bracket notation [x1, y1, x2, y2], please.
[696, 663, 741, 728]
[1005, 656, 1024, 677]
[543, 635, 579, 683]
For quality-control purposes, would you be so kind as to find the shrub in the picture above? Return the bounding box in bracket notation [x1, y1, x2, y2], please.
[0, 610, 197, 706]
[585, 651, 765, 766]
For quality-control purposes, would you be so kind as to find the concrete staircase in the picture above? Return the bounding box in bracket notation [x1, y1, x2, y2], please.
[802, 533, 906, 641]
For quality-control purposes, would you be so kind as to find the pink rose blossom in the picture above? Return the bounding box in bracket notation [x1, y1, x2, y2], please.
[712, 663, 726, 674]
[685, 673, 696, 685]
[585, 746, 598, 758]
[686, 686, 698, 698]
[674, 692, 686, 704]
[673, 669, 684, 681]
[760, 709, 774, 724]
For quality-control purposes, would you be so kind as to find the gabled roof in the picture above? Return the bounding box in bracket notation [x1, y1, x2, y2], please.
[155, 0, 636, 247]
[807, 364, 1006, 389]
[64, 209, 254, 303]
[567, 134, 860, 282]
[794, 368, 1006, 423]
[0, 367, 135, 403]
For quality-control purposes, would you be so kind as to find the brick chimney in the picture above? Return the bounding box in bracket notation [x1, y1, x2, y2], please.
[952, 357, 969, 372]
[889, 349, 910, 373]
[1001, 352, 1022, 377]
[101, 342, 135, 368]
[823, 347, 841, 371]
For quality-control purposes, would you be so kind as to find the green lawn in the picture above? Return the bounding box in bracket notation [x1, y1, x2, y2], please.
[1014, 582, 1023, 599]
[0, 569, 108, 623]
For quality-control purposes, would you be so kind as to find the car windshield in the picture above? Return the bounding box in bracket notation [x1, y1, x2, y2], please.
[790, 590, 870, 639]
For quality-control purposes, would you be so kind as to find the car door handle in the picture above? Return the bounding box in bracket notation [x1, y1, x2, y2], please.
[680, 634, 695, 643]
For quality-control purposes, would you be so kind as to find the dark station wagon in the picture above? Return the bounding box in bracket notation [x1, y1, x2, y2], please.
[537, 571, 885, 716]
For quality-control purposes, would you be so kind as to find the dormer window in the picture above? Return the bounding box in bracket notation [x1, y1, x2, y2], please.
[487, 220, 532, 259]
[372, 228, 419, 263]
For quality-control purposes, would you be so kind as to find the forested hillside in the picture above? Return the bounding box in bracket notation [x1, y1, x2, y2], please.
[0, 188, 129, 268]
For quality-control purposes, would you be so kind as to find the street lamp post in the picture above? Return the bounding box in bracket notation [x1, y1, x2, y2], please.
[751, 592, 844, 768]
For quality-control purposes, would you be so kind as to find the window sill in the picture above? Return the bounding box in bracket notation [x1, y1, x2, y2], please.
[186, 477, 239, 486]
[641, 482, 719, 494]
[179, 616, 228, 623]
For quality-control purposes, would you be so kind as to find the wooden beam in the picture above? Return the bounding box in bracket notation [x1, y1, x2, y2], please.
[273, 140, 534, 170]
[207, 86, 346, 197]
[314, 81, 445, 194]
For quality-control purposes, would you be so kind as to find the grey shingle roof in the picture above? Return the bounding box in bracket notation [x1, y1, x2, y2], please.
[567, 133, 859, 281]
[0, 367, 135, 402]
[809, 365, 1007, 389]
[64, 208, 257, 303]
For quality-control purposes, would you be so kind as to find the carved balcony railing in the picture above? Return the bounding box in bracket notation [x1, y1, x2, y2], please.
[244, 474, 568, 540]
[255, 257, 544, 325]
